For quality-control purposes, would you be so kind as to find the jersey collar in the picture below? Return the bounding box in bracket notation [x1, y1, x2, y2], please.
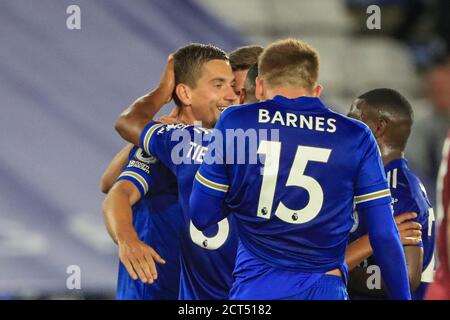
[384, 158, 408, 172]
[269, 95, 328, 111]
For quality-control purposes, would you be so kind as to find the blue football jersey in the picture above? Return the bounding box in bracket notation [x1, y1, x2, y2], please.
[194, 96, 391, 298]
[349, 158, 436, 300]
[139, 123, 239, 300]
[115, 146, 182, 300]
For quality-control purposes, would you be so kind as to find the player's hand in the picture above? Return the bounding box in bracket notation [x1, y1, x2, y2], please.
[118, 237, 166, 284]
[395, 212, 422, 246]
[156, 54, 175, 104]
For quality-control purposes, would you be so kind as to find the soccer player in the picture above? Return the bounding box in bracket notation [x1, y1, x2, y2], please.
[229, 45, 263, 97]
[103, 146, 182, 300]
[425, 130, 450, 300]
[189, 39, 411, 300]
[346, 88, 435, 300]
[115, 44, 239, 299]
[101, 59, 183, 300]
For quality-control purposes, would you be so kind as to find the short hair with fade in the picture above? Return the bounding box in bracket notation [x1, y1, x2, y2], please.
[358, 88, 414, 123]
[359, 88, 414, 150]
[229, 45, 264, 72]
[244, 63, 259, 97]
[258, 39, 320, 91]
[172, 43, 229, 106]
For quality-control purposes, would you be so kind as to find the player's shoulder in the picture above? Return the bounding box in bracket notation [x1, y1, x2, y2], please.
[128, 145, 140, 160]
[328, 109, 373, 136]
[129, 146, 159, 164]
[403, 167, 431, 205]
[218, 101, 262, 122]
[154, 122, 191, 134]
[392, 163, 431, 212]
[151, 122, 213, 139]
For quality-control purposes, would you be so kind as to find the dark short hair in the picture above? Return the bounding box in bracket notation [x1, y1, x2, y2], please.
[172, 43, 229, 106]
[244, 63, 258, 96]
[358, 88, 414, 122]
[359, 88, 414, 150]
[229, 45, 264, 71]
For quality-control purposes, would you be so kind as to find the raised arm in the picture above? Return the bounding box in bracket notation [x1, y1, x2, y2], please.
[115, 55, 175, 146]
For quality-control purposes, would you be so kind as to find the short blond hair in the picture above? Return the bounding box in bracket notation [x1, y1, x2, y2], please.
[258, 39, 320, 91]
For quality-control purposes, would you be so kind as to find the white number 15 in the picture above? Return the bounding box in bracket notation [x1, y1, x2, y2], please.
[257, 141, 331, 224]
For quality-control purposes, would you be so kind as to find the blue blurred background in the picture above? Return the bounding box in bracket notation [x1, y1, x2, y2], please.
[0, 0, 448, 299]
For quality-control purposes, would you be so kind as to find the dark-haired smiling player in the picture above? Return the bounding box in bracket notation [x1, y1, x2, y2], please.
[115, 43, 240, 300]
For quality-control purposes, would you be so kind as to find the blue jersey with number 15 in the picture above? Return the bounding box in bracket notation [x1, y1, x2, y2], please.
[195, 96, 391, 293]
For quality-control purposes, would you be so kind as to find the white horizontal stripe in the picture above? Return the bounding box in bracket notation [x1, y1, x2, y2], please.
[354, 189, 391, 204]
[195, 172, 229, 193]
[143, 124, 164, 156]
[119, 171, 148, 194]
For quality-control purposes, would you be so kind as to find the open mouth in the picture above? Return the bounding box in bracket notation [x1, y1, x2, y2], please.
[217, 106, 227, 112]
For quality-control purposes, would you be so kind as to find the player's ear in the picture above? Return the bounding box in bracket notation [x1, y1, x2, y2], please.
[175, 84, 192, 106]
[239, 88, 247, 104]
[377, 116, 389, 137]
[255, 77, 265, 101]
[312, 84, 323, 97]
[370, 115, 387, 139]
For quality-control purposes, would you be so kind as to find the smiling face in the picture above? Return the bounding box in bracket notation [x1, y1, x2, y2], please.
[172, 44, 238, 128]
[188, 59, 237, 128]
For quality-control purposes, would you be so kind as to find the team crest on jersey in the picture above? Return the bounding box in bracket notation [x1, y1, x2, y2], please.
[135, 148, 157, 164]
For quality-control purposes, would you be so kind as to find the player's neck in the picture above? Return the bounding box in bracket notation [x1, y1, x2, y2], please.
[380, 147, 404, 166]
[265, 87, 314, 100]
[177, 107, 196, 126]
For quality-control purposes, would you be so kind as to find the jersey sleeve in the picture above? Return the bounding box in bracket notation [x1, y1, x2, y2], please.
[354, 130, 392, 210]
[195, 116, 230, 198]
[139, 122, 191, 173]
[116, 146, 158, 197]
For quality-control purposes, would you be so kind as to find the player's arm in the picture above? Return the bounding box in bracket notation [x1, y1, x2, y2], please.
[346, 212, 422, 269]
[347, 243, 423, 297]
[103, 180, 165, 284]
[100, 144, 134, 193]
[360, 203, 411, 299]
[115, 55, 175, 146]
[190, 178, 229, 230]
[353, 131, 411, 299]
[190, 120, 230, 230]
[103, 180, 141, 245]
[403, 245, 424, 292]
[346, 212, 423, 295]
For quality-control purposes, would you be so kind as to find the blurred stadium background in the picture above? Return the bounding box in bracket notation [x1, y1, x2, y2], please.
[0, 0, 448, 299]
